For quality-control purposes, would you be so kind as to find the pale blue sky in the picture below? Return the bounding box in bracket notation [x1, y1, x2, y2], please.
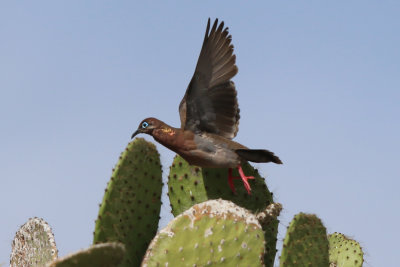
[1, 1, 399, 266]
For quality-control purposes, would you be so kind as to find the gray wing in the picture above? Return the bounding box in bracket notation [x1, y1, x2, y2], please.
[179, 18, 240, 139]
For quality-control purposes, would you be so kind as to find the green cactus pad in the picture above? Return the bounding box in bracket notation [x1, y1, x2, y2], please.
[168, 155, 275, 215]
[168, 155, 279, 266]
[328, 232, 364, 267]
[47, 242, 125, 267]
[142, 199, 265, 267]
[10, 217, 58, 267]
[280, 213, 329, 267]
[93, 138, 163, 266]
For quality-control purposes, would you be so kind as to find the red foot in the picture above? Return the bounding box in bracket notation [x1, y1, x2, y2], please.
[228, 165, 255, 195]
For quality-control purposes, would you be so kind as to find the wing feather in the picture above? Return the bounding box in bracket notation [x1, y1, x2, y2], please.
[179, 19, 240, 139]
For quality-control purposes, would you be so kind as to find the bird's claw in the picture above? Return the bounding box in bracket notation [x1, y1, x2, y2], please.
[228, 166, 255, 195]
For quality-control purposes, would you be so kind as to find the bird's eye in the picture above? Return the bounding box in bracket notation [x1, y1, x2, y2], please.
[141, 121, 149, 129]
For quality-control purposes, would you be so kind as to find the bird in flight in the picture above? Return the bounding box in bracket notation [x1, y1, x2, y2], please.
[131, 18, 282, 194]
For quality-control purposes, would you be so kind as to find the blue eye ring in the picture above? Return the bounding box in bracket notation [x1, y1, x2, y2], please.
[141, 121, 149, 129]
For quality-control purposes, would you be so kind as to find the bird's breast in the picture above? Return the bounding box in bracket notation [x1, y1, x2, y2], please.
[152, 128, 195, 154]
[152, 129, 242, 168]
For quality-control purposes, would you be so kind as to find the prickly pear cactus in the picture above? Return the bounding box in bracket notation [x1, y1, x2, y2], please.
[10, 217, 58, 267]
[93, 138, 163, 266]
[168, 155, 279, 266]
[328, 232, 363, 267]
[47, 242, 125, 267]
[142, 199, 265, 267]
[168, 155, 275, 214]
[279, 213, 329, 267]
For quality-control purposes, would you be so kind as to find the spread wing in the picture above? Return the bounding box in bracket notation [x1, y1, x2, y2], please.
[179, 18, 240, 139]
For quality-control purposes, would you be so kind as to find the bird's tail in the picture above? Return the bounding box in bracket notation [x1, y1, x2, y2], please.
[235, 149, 283, 164]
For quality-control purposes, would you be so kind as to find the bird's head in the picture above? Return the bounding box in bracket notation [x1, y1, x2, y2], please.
[131, 117, 162, 139]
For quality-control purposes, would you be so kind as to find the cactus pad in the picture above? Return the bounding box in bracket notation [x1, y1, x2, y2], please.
[93, 138, 163, 266]
[280, 213, 329, 267]
[47, 242, 124, 267]
[168, 155, 275, 215]
[168, 155, 279, 266]
[142, 199, 265, 267]
[328, 232, 363, 267]
[10, 217, 58, 267]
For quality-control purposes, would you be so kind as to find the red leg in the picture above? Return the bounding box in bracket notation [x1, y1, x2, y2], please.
[228, 168, 238, 194]
[227, 166, 255, 195]
[237, 165, 255, 195]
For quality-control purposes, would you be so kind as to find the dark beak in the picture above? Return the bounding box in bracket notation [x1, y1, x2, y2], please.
[131, 130, 140, 139]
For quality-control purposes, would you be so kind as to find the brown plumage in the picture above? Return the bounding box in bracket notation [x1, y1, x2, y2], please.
[131, 19, 282, 194]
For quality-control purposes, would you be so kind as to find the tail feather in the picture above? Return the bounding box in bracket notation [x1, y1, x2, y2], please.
[235, 149, 283, 164]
